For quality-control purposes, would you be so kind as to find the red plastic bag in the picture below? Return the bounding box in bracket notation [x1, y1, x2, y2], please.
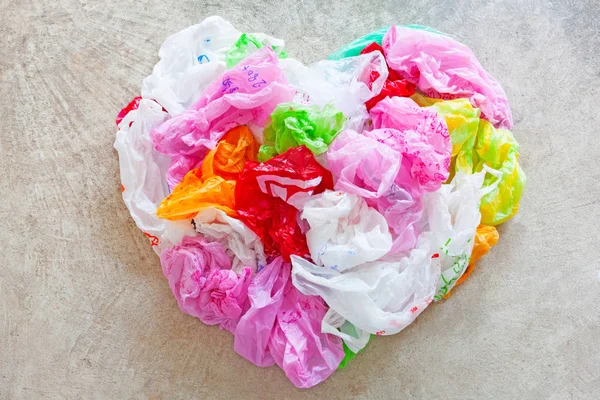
[360, 42, 415, 111]
[235, 146, 333, 261]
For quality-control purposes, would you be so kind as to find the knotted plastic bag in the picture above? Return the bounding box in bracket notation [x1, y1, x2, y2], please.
[383, 25, 513, 129]
[114, 98, 193, 252]
[234, 257, 344, 388]
[258, 103, 346, 161]
[424, 98, 526, 225]
[301, 190, 392, 272]
[150, 47, 295, 187]
[156, 126, 259, 220]
[225, 33, 288, 68]
[160, 236, 252, 333]
[235, 146, 333, 260]
[193, 208, 266, 274]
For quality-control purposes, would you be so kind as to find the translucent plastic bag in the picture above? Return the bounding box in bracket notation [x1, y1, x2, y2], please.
[142, 16, 241, 116]
[291, 171, 488, 336]
[258, 103, 346, 161]
[114, 98, 192, 252]
[150, 47, 295, 187]
[234, 257, 344, 388]
[193, 208, 266, 274]
[383, 25, 513, 129]
[160, 236, 252, 333]
[280, 51, 388, 119]
[235, 146, 333, 260]
[301, 190, 392, 272]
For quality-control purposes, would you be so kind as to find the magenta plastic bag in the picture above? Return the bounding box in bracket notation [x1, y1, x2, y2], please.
[160, 236, 252, 333]
[234, 257, 344, 388]
[367, 97, 451, 195]
[150, 47, 295, 187]
[383, 25, 513, 129]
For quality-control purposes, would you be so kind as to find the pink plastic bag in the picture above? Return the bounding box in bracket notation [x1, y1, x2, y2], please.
[151, 47, 295, 187]
[160, 236, 252, 333]
[234, 257, 344, 388]
[383, 25, 513, 129]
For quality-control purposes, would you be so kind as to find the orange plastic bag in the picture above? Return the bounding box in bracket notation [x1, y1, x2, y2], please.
[156, 126, 258, 220]
[444, 224, 499, 298]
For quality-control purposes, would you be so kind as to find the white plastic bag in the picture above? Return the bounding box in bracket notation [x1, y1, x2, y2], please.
[193, 208, 266, 274]
[302, 190, 392, 272]
[279, 51, 387, 124]
[291, 170, 488, 336]
[114, 99, 192, 252]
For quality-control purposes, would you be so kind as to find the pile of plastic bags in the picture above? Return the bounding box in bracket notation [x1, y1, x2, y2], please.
[115, 16, 525, 388]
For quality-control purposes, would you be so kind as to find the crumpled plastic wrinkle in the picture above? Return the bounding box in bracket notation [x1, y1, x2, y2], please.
[235, 146, 334, 261]
[150, 47, 295, 187]
[321, 308, 371, 355]
[160, 236, 252, 333]
[382, 25, 513, 129]
[291, 171, 487, 335]
[368, 96, 452, 195]
[142, 16, 242, 116]
[156, 126, 259, 220]
[226, 33, 288, 68]
[115, 98, 193, 253]
[427, 98, 525, 225]
[193, 207, 266, 274]
[234, 256, 344, 388]
[115, 96, 143, 126]
[359, 42, 416, 110]
[258, 103, 346, 161]
[279, 51, 388, 120]
[443, 224, 499, 298]
[301, 190, 392, 272]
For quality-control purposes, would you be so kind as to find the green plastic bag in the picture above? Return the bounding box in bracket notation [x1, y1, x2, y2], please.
[225, 33, 288, 68]
[258, 103, 346, 162]
[328, 25, 446, 60]
[338, 335, 373, 369]
[418, 96, 526, 225]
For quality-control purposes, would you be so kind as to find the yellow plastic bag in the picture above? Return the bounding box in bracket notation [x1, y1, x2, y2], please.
[156, 126, 258, 220]
[412, 93, 526, 225]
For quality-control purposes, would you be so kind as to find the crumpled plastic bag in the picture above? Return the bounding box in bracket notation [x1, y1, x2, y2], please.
[141, 16, 241, 116]
[193, 207, 266, 274]
[321, 309, 371, 354]
[383, 25, 513, 129]
[291, 171, 488, 336]
[328, 25, 446, 60]
[114, 98, 193, 252]
[160, 236, 252, 333]
[359, 42, 416, 110]
[226, 33, 288, 68]
[368, 97, 451, 194]
[258, 103, 346, 161]
[280, 51, 387, 122]
[301, 190, 392, 272]
[235, 146, 334, 261]
[443, 224, 499, 298]
[150, 47, 295, 187]
[234, 256, 344, 388]
[156, 126, 259, 220]
[423, 97, 525, 225]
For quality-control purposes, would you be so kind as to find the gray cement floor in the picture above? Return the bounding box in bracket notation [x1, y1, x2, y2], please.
[1, 0, 599, 398]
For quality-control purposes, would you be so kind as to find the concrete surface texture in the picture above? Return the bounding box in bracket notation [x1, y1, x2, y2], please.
[1, 0, 599, 398]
